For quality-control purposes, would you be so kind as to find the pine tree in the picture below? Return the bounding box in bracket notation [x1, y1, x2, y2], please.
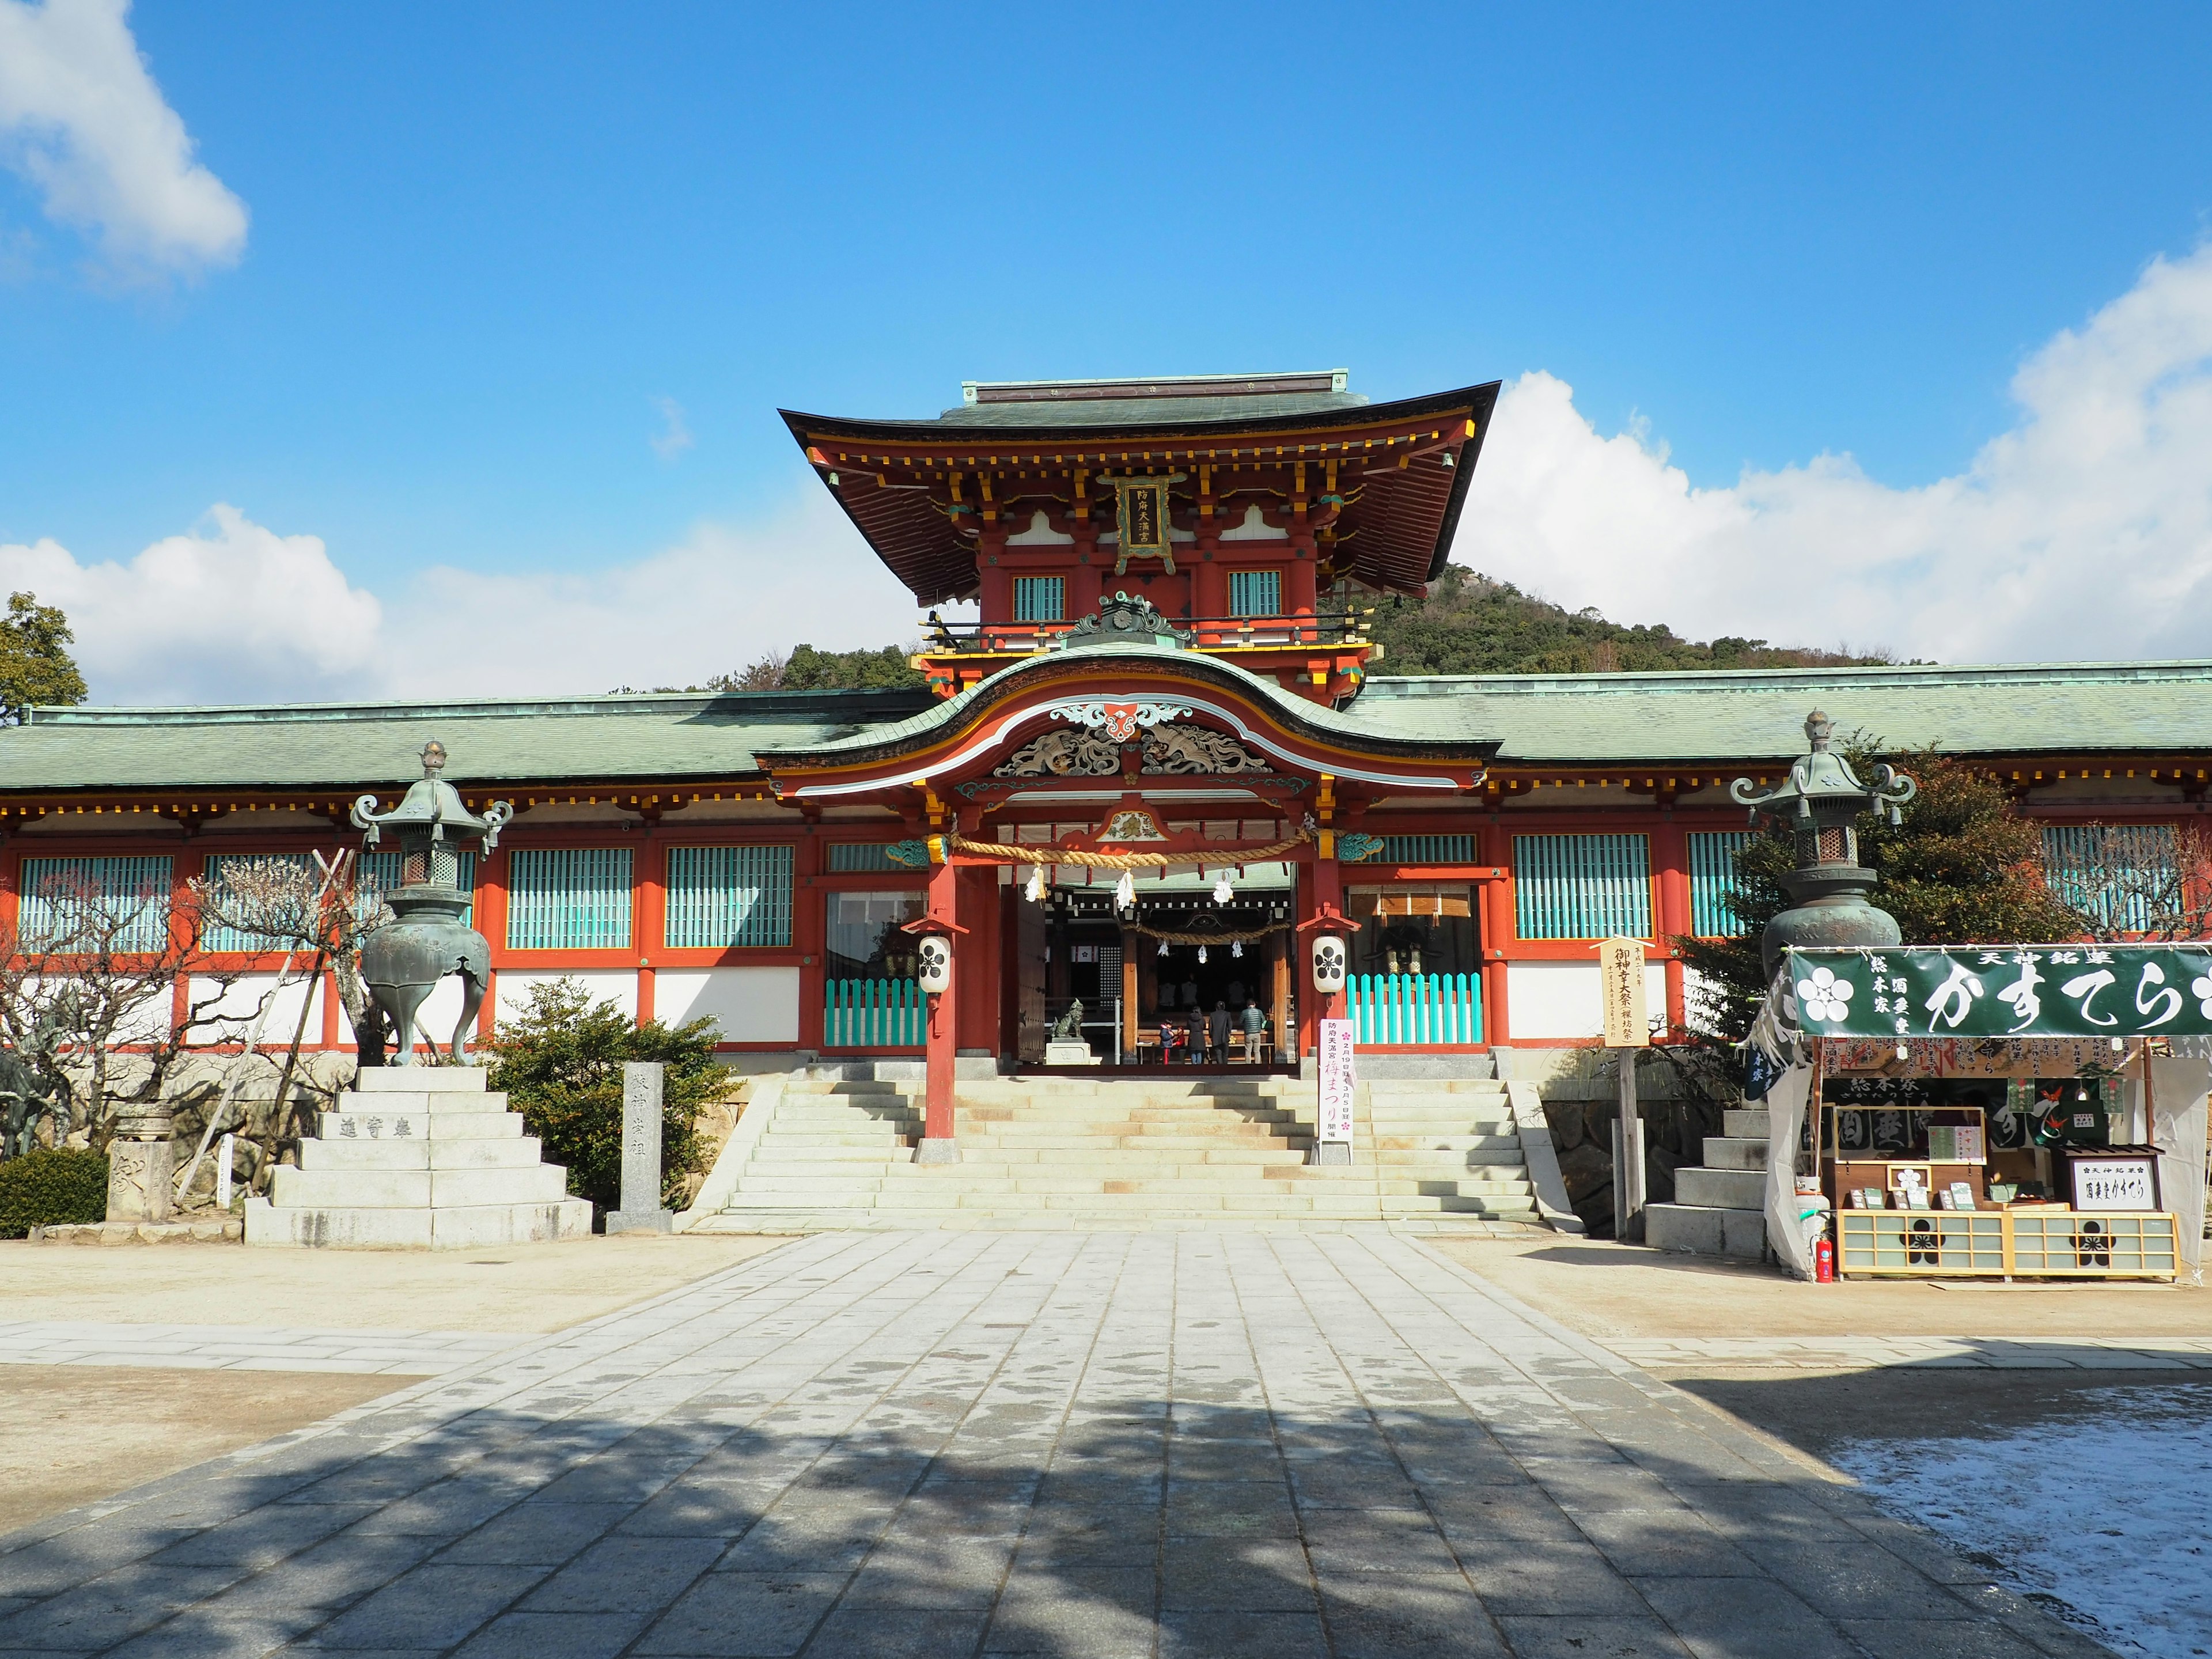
[0, 593, 88, 716]
[1678, 748, 2086, 1042]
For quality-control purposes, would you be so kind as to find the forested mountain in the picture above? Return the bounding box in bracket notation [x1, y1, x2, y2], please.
[1357, 567, 1899, 676]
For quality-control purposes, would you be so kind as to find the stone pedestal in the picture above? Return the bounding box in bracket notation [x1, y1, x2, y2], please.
[1043, 1040, 1098, 1066]
[244, 1067, 590, 1249]
[105, 1137, 175, 1224]
[605, 1061, 674, 1236]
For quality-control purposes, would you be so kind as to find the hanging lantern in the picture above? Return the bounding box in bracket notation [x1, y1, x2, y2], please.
[1212, 873, 1233, 905]
[1024, 865, 1045, 903]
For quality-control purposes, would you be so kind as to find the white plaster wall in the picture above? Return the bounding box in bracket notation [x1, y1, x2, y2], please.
[495, 968, 637, 1025]
[657, 967, 802, 1044]
[26, 974, 168, 1046]
[185, 972, 323, 1047]
[1505, 960, 1668, 1041]
[412, 975, 474, 1052]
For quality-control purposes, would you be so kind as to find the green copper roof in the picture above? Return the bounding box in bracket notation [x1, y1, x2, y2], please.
[1344, 661, 2212, 762]
[751, 641, 1500, 769]
[934, 391, 1369, 429]
[6, 660, 2209, 798]
[0, 688, 933, 794]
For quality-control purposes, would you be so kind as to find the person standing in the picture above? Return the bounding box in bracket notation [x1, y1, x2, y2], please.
[1239, 1000, 1267, 1063]
[1207, 1001, 1231, 1064]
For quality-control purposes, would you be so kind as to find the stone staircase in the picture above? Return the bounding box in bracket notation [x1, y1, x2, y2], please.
[244, 1067, 592, 1249]
[691, 1065, 1542, 1232]
[1643, 1105, 1769, 1259]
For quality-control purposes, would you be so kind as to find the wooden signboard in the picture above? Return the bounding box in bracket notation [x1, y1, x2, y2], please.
[1598, 937, 1648, 1048]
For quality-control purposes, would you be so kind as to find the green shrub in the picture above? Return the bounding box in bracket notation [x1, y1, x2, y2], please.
[486, 978, 723, 1218]
[0, 1148, 109, 1237]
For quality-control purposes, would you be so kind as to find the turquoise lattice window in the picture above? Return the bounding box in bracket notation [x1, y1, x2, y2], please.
[1229, 570, 1281, 616]
[665, 845, 793, 949]
[200, 852, 316, 952]
[17, 855, 173, 952]
[1014, 577, 1065, 622]
[506, 848, 632, 950]
[2042, 824, 2181, 934]
[1513, 834, 1652, 940]
[1687, 831, 1754, 937]
[1381, 834, 1476, 865]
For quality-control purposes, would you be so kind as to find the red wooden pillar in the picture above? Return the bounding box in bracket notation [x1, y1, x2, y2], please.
[171, 843, 202, 1036]
[1480, 819, 1512, 1046]
[1286, 546, 1319, 616]
[1194, 554, 1227, 623]
[979, 556, 1012, 627]
[1294, 851, 1349, 1061]
[918, 858, 961, 1160]
[476, 845, 510, 1042]
[1652, 817, 1690, 1038]
[955, 865, 998, 1052]
[634, 831, 664, 1027]
[1069, 550, 1101, 619]
[796, 831, 825, 1054]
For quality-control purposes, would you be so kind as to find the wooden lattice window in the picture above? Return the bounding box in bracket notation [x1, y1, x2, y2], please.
[506, 848, 632, 950]
[664, 846, 793, 949]
[1513, 834, 1652, 940]
[1013, 577, 1065, 622]
[1229, 571, 1281, 617]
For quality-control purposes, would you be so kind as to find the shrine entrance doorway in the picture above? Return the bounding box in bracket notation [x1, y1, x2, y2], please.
[1006, 859, 1298, 1074]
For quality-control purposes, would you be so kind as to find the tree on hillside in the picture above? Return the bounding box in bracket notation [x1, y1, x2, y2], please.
[1677, 748, 2088, 1043]
[709, 642, 925, 693]
[0, 592, 88, 718]
[1356, 567, 1899, 677]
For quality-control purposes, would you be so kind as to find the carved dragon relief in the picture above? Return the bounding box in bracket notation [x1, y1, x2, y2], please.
[1139, 722, 1271, 775]
[994, 727, 1123, 778]
[992, 717, 1273, 781]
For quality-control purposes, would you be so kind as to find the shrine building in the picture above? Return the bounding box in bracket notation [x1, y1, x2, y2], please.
[5, 369, 2211, 1095]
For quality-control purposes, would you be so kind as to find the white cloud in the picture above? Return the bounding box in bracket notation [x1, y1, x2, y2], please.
[15, 242, 2212, 706]
[0, 504, 382, 703]
[383, 490, 933, 698]
[1455, 243, 2212, 665]
[0, 0, 247, 278]
[648, 396, 692, 461]
[0, 489, 933, 705]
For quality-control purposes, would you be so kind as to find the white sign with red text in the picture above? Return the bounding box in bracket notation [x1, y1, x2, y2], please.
[1319, 1018, 1357, 1146]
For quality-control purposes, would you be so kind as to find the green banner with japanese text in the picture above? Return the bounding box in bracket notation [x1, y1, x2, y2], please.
[1785, 946, 2212, 1040]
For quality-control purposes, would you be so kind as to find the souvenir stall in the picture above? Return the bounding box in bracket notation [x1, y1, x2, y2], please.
[1752, 945, 2210, 1282]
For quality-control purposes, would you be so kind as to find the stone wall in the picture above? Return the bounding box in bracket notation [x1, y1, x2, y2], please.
[1503, 1046, 1741, 1237]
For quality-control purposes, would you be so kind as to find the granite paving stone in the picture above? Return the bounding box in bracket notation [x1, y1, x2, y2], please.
[0, 1230, 2111, 1657]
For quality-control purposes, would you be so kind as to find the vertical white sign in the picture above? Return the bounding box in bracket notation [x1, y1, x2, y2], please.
[1597, 936, 1649, 1048]
[215, 1133, 234, 1209]
[1319, 1017, 1357, 1146]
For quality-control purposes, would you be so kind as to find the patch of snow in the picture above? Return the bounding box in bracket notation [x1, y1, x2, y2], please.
[1833, 1382, 2212, 1658]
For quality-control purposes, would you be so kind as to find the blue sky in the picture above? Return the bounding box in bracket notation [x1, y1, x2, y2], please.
[4, 1, 2212, 700]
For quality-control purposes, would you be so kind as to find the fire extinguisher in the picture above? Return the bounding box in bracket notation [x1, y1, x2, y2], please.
[1814, 1234, 1835, 1283]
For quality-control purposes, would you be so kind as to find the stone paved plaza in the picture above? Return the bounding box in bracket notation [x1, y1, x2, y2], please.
[0, 1232, 2111, 1658]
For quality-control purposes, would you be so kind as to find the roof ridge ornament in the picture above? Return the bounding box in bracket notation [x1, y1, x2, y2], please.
[1053, 592, 1192, 651]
